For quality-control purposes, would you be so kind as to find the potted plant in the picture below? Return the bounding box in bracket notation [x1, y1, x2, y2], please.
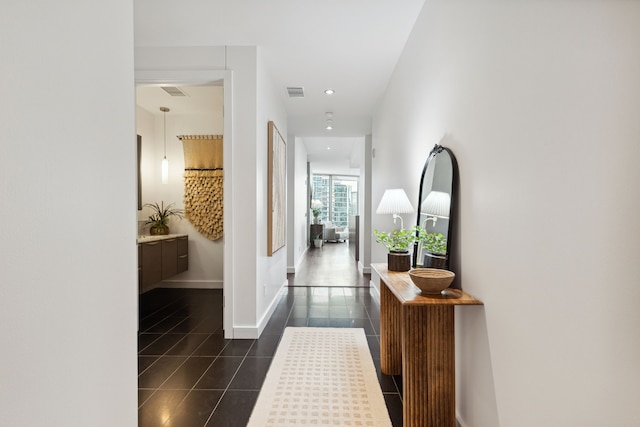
[312, 208, 321, 224]
[374, 226, 427, 271]
[144, 202, 184, 235]
[313, 232, 323, 248]
[422, 232, 447, 268]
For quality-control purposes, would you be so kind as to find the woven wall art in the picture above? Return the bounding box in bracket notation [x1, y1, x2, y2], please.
[178, 135, 223, 241]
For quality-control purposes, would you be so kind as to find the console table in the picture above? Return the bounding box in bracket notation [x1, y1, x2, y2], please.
[371, 263, 483, 427]
[310, 223, 324, 244]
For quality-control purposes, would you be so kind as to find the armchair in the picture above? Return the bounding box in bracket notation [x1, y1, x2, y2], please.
[323, 221, 349, 242]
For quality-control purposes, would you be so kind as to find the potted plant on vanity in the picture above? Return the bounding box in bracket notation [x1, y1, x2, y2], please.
[144, 202, 184, 235]
[374, 225, 427, 272]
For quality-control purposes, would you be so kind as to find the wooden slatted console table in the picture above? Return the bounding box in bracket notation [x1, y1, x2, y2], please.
[371, 263, 483, 427]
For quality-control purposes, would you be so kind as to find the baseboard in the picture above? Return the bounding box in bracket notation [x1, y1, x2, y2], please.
[231, 279, 287, 339]
[287, 247, 309, 274]
[358, 262, 371, 274]
[159, 280, 223, 289]
[369, 279, 381, 304]
[230, 326, 259, 339]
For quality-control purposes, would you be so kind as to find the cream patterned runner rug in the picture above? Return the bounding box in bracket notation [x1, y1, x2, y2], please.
[247, 327, 392, 427]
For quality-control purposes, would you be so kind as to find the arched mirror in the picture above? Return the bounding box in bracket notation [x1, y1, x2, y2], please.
[413, 144, 457, 269]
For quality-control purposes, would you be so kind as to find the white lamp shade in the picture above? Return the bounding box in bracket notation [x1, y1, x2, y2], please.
[311, 199, 323, 209]
[420, 191, 450, 218]
[376, 189, 415, 215]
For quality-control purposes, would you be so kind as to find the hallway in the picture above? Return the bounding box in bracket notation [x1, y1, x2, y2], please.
[138, 248, 401, 426]
[288, 240, 370, 287]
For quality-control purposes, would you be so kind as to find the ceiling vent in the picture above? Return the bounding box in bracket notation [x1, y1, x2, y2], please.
[161, 86, 187, 97]
[286, 87, 305, 98]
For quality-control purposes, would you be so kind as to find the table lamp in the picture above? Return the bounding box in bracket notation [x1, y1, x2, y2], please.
[376, 188, 415, 230]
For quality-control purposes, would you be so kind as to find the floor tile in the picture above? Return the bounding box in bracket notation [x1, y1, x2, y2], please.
[138, 333, 185, 356]
[163, 333, 210, 356]
[195, 357, 244, 390]
[219, 339, 254, 357]
[228, 357, 272, 390]
[138, 333, 162, 352]
[246, 334, 280, 357]
[138, 356, 187, 388]
[205, 390, 259, 427]
[163, 390, 223, 427]
[138, 389, 189, 427]
[161, 356, 215, 390]
[384, 393, 404, 427]
[138, 355, 159, 374]
[190, 334, 229, 356]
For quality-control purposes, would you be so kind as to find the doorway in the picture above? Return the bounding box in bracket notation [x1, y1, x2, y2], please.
[135, 70, 233, 337]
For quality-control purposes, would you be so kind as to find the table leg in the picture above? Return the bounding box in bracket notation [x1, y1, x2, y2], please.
[380, 280, 402, 375]
[402, 304, 455, 427]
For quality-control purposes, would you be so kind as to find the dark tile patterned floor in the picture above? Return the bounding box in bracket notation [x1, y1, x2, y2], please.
[138, 285, 403, 426]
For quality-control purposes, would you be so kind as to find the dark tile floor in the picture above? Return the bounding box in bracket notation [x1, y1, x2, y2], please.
[139, 242, 401, 426]
[138, 286, 403, 427]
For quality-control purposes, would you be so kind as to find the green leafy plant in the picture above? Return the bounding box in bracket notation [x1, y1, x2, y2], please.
[374, 226, 427, 253]
[144, 202, 184, 228]
[312, 208, 321, 218]
[423, 232, 447, 255]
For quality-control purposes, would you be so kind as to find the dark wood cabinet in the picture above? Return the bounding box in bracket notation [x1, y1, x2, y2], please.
[161, 238, 178, 279]
[177, 236, 188, 274]
[138, 235, 188, 293]
[140, 241, 162, 292]
[310, 224, 324, 244]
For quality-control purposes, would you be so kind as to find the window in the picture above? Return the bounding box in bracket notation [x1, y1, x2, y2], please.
[311, 175, 358, 228]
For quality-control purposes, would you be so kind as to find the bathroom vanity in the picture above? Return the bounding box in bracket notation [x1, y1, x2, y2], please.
[137, 234, 188, 294]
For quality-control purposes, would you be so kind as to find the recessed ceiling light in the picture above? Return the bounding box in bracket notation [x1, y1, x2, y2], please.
[327, 146, 331, 150]
[325, 125, 333, 130]
[324, 89, 335, 95]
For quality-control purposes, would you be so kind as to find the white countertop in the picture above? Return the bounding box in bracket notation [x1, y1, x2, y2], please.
[137, 234, 188, 244]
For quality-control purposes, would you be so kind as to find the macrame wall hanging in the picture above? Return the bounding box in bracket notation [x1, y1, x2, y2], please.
[178, 135, 224, 241]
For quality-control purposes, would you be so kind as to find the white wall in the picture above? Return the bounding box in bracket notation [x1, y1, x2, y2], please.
[255, 47, 289, 331]
[287, 135, 310, 273]
[360, 134, 373, 275]
[0, 2, 137, 426]
[373, 1, 640, 426]
[136, 95, 225, 288]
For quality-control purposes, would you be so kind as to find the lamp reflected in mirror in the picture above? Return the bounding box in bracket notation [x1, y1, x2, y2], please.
[421, 191, 450, 227]
[418, 190, 451, 268]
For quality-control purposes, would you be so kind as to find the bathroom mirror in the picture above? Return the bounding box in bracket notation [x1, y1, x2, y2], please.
[413, 144, 457, 269]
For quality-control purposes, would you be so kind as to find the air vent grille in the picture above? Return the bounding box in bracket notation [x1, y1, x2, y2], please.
[286, 87, 305, 98]
[162, 86, 187, 97]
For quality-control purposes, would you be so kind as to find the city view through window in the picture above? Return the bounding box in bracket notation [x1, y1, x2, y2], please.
[311, 175, 359, 228]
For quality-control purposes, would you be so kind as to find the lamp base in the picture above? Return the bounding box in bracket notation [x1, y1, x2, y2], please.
[388, 252, 411, 272]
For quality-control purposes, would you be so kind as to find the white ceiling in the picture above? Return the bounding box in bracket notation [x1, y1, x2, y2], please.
[134, 0, 426, 137]
[302, 137, 361, 164]
[136, 85, 222, 116]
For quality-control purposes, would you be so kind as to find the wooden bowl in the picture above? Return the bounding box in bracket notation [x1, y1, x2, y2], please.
[408, 268, 455, 295]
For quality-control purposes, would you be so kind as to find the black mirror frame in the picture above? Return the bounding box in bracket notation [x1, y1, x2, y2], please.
[412, 144, 458, 269]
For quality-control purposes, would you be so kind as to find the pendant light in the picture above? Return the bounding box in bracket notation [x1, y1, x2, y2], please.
[160, 106, 170, 184]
